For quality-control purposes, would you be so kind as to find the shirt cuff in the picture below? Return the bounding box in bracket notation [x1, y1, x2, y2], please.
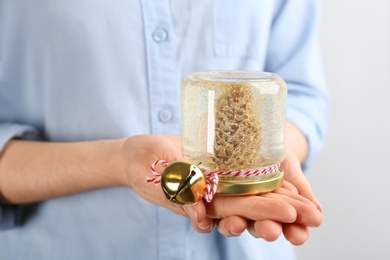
[287, 104, 329, 172]
[0, 204, 19, 230]
[0, 123, 40, 229]
[0, 122, 40, 151]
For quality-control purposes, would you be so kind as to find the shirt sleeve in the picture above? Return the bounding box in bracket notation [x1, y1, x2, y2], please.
[265, 0, 330, 171]
[0, 123, 40, 229]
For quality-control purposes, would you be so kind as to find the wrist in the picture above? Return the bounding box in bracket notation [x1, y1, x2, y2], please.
[0, 139, 129, 204]
[96, 138, 128, 187]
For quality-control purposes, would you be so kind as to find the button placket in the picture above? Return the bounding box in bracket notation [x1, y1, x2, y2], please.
[141, 0, 180, 136]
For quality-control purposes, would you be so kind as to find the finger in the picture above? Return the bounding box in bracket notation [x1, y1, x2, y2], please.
[280, 180, 298, 193]
[281, 154, 312, 195]
[248, 220, 283, 241]
[273, 185, 318, 210]
[282, 223, 310, 245]
[205, 195, 297, 223]
[262, 192, 322, 227]
[247, 221, 259, 238]
[182, 201, 207, 223]
[183, 203, 215, 234]
[217, 216, 247, 237]
[281, 153, 323, 212]
[189, 217, 215, 234]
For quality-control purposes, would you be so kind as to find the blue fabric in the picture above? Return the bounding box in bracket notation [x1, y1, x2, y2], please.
[0, 0, 329, 259]
[0, 204, 19, 230]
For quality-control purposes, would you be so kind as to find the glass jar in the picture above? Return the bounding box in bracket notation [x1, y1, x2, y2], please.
[181, 71, 287, 195]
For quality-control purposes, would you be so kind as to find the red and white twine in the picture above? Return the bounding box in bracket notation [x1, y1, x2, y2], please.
[147, 160, 280, 203]
[146, 160, 169, 185]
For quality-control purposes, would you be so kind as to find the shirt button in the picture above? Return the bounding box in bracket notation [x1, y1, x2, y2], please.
[152, 28, 168, 42]
[158, 109, 173, 123]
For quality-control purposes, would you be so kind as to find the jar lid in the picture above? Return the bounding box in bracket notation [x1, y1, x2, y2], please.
[216, 170, 284, 195]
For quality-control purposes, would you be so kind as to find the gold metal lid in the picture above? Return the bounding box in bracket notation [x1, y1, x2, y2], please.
[216, 170, 284, 195]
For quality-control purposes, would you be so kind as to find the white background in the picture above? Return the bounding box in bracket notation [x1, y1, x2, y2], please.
[295, 1, 390, 259]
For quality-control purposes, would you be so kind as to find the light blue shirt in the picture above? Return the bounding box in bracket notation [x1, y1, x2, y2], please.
[0, 0, 329, 259]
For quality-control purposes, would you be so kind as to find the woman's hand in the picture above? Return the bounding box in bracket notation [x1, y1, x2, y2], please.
[121, 135, 189, 216]
[122, 135, 322, 245]
[222, 151, 323, 245]
[186, 152, 323, 245]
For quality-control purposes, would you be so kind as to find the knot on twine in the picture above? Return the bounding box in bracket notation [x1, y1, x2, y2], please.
[147, 160, 280, 203]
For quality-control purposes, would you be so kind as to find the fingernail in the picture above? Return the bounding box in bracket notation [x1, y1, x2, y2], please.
[229, 231, 241, 236]
[184, 207, 198, 222]
[198, 223, 211, 230]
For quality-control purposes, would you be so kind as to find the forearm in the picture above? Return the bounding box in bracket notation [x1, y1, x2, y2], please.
[285, 121, 309, 164]
[0, 139, 125, 204]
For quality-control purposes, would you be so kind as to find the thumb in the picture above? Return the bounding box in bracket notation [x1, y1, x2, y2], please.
[281, 153, 323, 212]
[183, 202, 215, 233]
[183, 201, 206, 223]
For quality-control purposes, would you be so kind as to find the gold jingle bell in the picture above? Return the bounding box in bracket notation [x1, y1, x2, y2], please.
[161, 161, 206, 206]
